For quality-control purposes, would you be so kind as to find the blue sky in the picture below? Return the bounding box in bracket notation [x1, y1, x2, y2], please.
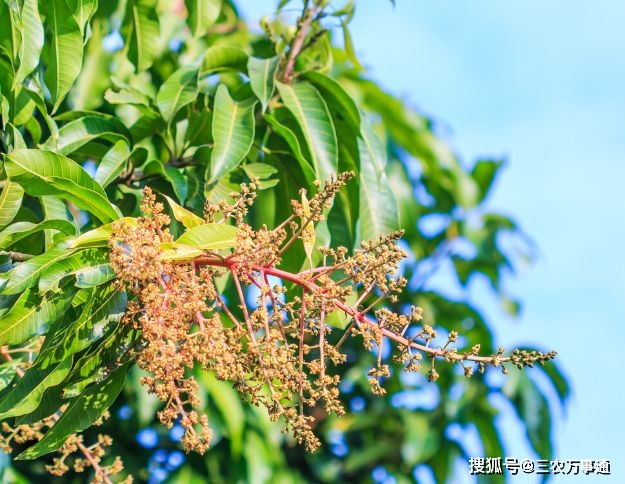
[241, 1, 625, 481]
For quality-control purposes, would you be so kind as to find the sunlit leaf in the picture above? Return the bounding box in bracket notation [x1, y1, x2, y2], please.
[248, 56, 280, 112]
[4, 149, 120, 223]
[157, 66, 199, 123]
[41, 0, 83, 112]
[185, 0, 222, 37]
[163, 194, 204, 229]
[94, 140, 132, 188]
[122, 0, 160, 72]
[0, 219, 76, 250]
[0, 180, 24, 230]
[200, 45, 248, 76]
[207, 84, 256, 184]
[14, 0, 44, 87]
[43, 115, 130, 156]
[176, 223, 239, 250]
[276, 81, 338, 182]
[0, 285, 73, 346]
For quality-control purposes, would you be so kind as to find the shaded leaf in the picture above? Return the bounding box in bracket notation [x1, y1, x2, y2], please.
[38, 285, 126, 366]
[0, 357, 72, 419]
[17, 365, 127, 460]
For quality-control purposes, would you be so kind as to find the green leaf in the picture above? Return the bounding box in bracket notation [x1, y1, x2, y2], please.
[17, 365, 127, 460]
[0, 220, 76, 249]
[176, 223, 239, 250]
[0, 357, 72, 419]
[263, 113, 315, 184]
[471, 159, 504, 204]
[400, 411, 440, 465]
[200, 45, 248, 76]
[69, 0, 98, 38]
[341, 19, 363, 71]
[38, 285, 126, 366]
[357, 131, 398, 241]
[4, 149, 120, 223]
[143, 160, 189, 203]
[0, 359, 21, 392]
[43, 115, 130, 157]
[185, 0, 222, 37]
[75, 263, 115, 288]
[63, 324, 137, 398]
[248, 56, 280, 113]
[38, 248, 109, 292]
[0, 285, 73, 346]
[69, 217, 137, 249]
[94, 140, 132, 188]
[159, 242, 205, 262]
[504, 370, 553, 460]
[163, 194, 204, 229]
[276, 81, 338, 182]
[14, 0, 44, 86]
[0, 180, 24, 229]
[304, 71, 361, 132]
[207, 84, 256, 184]
[41, 0, 84, 112]
[122, 0, 160, 72]
[0, 247, 74, 295]
[201, 372, 244, 456]
[157, 66, 199, 123]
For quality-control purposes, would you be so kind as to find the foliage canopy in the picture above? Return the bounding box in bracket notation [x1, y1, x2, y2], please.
[0, 0, 567, 482]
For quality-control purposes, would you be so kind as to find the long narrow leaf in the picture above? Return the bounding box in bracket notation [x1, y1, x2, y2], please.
[207, 84, 256, 184]
[121, 0, 160, 72]
[14, 0, 44, 86]
[156, 66, 199, 123]
[0, 180, 24, 229]
[248, 56, 280, 112]
[276, 81, 338, 182]
[0, 357, 72, 419]
[185, 0, 222, 37]
[4, 149, 120, 223]
[0, 285, 73, 346]
[41, 0, 83, 112]
[17, 365, 127, 460]
[0, 219, 76, 249]
[0, 247, 73, 295]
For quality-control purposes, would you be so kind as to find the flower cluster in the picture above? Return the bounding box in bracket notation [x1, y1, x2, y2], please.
[110, 176, 557, 454]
